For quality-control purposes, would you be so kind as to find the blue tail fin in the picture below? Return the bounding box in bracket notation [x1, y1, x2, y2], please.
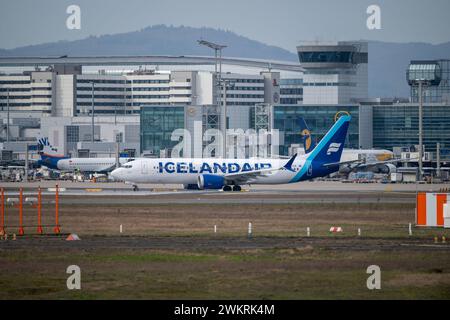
[310, 115, 350, 164]
[290, 115, 351, 182]
[298, 118, 315, 154]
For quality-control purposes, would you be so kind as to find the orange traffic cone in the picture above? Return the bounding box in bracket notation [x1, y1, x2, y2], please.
[66, 234, 80, 241]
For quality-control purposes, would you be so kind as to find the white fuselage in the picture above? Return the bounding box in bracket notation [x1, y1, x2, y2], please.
[111, 157, 307, 185]
[57, 157, 132, 172]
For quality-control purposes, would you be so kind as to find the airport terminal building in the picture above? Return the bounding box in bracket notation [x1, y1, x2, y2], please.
[1, 44, 450, 168]
[0, 65, 283, 158]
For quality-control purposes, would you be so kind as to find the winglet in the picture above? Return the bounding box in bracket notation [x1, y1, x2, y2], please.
[283, 153, 297, 172]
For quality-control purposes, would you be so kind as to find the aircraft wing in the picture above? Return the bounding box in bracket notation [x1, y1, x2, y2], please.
[322, 157, 418, 170]
[322, 159, 362, 168]
[224, 168, 280, 184]
[223, 154, 297, 185]
[350, 157, 418, 169]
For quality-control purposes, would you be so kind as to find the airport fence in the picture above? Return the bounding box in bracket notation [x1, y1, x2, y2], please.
[0, 185, 61, 237]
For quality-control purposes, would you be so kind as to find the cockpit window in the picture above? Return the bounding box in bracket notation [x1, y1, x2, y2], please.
[123, 164, 132, 169]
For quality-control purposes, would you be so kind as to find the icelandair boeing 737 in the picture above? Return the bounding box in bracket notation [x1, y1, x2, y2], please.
[110, 115, 351, 191]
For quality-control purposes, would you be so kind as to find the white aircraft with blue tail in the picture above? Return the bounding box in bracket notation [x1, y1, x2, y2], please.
[37, 138, 133, 173]
[111, 115, 352, 191]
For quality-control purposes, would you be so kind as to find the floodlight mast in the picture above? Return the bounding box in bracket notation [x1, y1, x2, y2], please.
[407, 62, 441, 182]
[413, 79, 428, 182]
[6, 89, 10, 142]
[418, 80, 424, 181]
[197, 39, 228, 157]
[91, 81, 95, 143]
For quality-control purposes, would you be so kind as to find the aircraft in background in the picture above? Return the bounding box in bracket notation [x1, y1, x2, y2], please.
[111, 115, 352, 191]
[297, 118, 401, 175]
[37, 137, 133, 173]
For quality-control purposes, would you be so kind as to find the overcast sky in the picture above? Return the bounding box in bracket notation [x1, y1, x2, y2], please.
[1, 0, 450, 51]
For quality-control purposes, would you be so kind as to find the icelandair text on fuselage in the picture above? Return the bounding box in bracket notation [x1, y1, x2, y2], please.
[159, 161, 273, 174]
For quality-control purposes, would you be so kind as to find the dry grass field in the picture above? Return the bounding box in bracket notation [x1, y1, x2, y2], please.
[1, 200, 450, 299]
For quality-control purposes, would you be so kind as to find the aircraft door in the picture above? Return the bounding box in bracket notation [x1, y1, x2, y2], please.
[141, 161, 149, 174]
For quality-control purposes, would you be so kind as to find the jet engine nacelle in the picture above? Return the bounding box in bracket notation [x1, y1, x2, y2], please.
[197, 174, 225, 190]
[380, 163, 397, 174]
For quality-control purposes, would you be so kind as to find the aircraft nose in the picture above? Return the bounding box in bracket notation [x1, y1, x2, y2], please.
[110, 168, 124, 181]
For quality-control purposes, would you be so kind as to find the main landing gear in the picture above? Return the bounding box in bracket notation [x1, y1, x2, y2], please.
[223, 185, 241, 192]
[132, 184, 139, 192]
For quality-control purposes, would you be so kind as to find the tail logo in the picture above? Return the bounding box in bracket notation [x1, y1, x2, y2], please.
[326, 143, 341, 155]
[38, 137, 50, 147]
[301, 129, 312, 151]
[38, 137, 59, 155]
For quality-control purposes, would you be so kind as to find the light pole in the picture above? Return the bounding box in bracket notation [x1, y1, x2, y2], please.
[6, 88, 10, 142]
[219, 69, 226, 158]
[436, 142, 441, 180]
[91, 81, 95, 142]
[197, 39, 227, 157]
[197, 40, 227, 108]
[414, 79, 428, 181]
[417, 80, 423, 181]
[220, 79, 235, 158]
[25, 142, 28, 182]
[407, 61, 440, 182]
[222, 81, 227, 158]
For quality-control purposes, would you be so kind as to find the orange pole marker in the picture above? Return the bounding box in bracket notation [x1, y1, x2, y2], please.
[18, 188, 24, 236]
[37, 187, 43, 235]
[0, 188, 5, 235]
[53, 184, 60, 235]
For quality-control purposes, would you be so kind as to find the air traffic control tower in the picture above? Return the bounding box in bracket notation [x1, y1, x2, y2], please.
[297, 41, 368, 105]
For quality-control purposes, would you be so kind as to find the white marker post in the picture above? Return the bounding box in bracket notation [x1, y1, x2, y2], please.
[214, 225, 217, 234]
[248, 222, 252, 239]
[408, 223, 412, 236]
[120, 224, 123, 234]
[307, 227, 310, 237]
[358, 228, 361, 237]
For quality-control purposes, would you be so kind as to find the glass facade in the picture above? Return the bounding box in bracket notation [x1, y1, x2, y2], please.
[272, 105, 359, 156]
[407, 63, 441, 84]
[140, 106, 184, 157]
[280, 79, 303, 86]
[409, 60, 450, 103]
[280, 78, 303, 105]
[373, 104, 450, 151]
[298, 51, 354, 63]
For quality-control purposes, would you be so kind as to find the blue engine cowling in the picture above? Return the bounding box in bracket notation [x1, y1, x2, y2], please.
[197, 174, 225, 190]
